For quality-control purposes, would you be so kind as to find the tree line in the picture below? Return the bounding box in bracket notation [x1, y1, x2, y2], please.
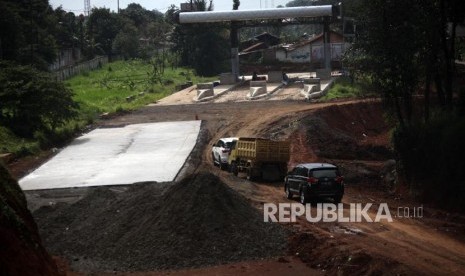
[0, 0, 229, 141]
[345, 0, 465, 211]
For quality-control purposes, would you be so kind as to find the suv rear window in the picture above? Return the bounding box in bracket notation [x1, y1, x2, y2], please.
[312, 169, 338, 178]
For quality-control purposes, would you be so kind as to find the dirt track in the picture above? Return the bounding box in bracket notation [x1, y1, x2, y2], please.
[22, 95, 465, 275]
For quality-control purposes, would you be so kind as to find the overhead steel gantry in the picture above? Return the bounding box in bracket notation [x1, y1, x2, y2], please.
[178, 5, 342, 80]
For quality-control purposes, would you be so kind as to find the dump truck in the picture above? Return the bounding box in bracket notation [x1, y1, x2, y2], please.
[228, 138, 290, 181]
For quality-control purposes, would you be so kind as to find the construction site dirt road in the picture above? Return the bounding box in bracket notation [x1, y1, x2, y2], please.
[14, 97, 465, 275]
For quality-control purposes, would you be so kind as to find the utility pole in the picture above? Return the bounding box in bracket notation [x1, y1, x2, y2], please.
[30, 1, 34, 65]
[84, 0, 90, 16]
[117, 0, 120, 13]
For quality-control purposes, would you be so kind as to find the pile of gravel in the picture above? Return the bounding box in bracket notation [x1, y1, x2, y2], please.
[34, 173, 287, 272]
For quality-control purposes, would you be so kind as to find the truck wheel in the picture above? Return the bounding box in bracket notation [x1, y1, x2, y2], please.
[220, 162, 228, 171]
[230, 162, 238, 176]
[246, 168, 254, 181]
[300, 189, 307, 204]
[285, 184, 293, 199]
[246, 169, 251, 180]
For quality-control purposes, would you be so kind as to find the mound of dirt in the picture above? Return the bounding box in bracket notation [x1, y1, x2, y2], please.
[303, 102, 393, 161]
[302, 116, 391, 160]
[0, 163, 59, 276]
[34, 173, 287, 273]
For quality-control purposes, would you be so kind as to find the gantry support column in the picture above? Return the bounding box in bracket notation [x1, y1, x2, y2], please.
[230, 21, 240, 81]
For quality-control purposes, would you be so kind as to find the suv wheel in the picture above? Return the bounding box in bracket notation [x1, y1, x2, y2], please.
[220, 162, 228, 170]
[300, 189, 307, 204]
[285, 184, 293, 199]
[334, 195, 343, 204]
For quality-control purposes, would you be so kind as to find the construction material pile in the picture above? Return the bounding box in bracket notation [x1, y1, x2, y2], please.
[34, 173, 287, 272]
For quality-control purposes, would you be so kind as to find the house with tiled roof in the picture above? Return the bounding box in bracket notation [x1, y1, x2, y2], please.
[274, 31, 349, 67]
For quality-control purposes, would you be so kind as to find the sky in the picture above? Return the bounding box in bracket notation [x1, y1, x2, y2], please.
[49, 0, 293, 14]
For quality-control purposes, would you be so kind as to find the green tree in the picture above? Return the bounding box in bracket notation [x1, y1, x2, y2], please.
[86, 8, 120, 57]
[347, 0, 465, 123]
[164, 4, 179, 25]
[115, 3, 170, 59]
[0, 0, 58, 70]
[346, 0, 423, 125]
[53, 8, 79, 50]
[171, 1, 229, 76]
[0, 61, 78, 137]
[0, 1, 25, 62]
[345, 0, 465, 211]
[113, 21, 140, 59]
[120, 3, 164, 37]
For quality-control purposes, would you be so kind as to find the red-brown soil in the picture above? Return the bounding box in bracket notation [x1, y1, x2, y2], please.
[0, 163, 60, 276]
[8, 98, 465, 275]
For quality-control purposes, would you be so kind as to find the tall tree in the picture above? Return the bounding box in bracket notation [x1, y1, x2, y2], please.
[0, 1, 24, 62]
[346, 0, 425, 125]
[113, 20, 139, 59]
[86, 8, 120, 57]
[53, 8, 78, 50]
[0, 0, 58, 70]
[171, 1, 229, 76]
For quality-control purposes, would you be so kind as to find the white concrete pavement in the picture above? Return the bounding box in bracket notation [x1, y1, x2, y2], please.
[19, 121, 201, 190]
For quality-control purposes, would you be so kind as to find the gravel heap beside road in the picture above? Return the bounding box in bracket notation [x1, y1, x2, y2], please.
[34, 173, 287, 273]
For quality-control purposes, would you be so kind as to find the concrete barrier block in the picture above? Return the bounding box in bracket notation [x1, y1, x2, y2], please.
[197, 89, 214, 100]
[196, 83, 214, 100]
[308, 91, 325, 99]
[249, 86, 267, 98]
[249, 80, 267, 98]
[304, 84, 318, 94]
[304, 79, 321, 91]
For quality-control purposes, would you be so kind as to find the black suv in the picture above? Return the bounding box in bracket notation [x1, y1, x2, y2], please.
[284, 163, 344, 204]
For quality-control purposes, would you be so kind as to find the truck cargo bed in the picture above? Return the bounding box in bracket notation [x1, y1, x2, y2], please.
[232, 138, 290, 163]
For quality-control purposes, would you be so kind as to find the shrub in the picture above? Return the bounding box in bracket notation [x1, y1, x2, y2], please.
[0, 61, 79, 137]
[393, 113, 465, 211]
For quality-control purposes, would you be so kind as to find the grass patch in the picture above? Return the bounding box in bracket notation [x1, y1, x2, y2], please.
[1, 60, 215, 156]
[68, 60, 215, 116]
[0, 127, 40, 157]
[321, 77, 365, 100]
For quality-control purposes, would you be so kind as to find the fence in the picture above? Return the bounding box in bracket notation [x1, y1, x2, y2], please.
[52, 56, 109, 82]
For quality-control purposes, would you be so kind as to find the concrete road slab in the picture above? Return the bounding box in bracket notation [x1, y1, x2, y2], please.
[19, 121, 201, 190]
